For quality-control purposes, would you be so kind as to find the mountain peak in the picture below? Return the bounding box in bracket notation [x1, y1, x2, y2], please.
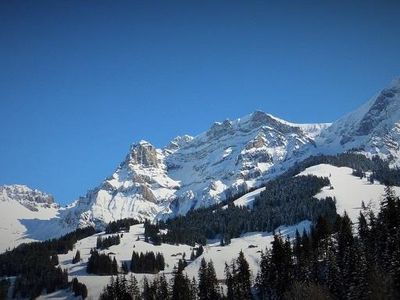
[0, 184, 55, 211]
[316, 77, 400, 160]
[127, 141, 159, 168]
[165, 135, 194, 153]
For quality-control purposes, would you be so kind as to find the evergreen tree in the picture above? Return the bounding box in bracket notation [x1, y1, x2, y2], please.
[198, 258, 220, 300]
[72, 250, 81, 264]
[172, 259, 192, 300]
[127, 274, 140, 299]
[235, 251, 251, 299]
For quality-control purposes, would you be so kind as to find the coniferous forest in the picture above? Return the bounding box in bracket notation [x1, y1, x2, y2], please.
[97, 234, 121, 250]
[0, 226, 95, 299]
[1, 154, 400, 299]
[130, 251, 165, 274]
[87, 249, 119, 275]
[99, 185, 400, 300]
[149, 174, 336, 246]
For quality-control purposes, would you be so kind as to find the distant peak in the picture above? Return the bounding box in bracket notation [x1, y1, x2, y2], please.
[0, 184, 55, 206]
[127, 140, 158, 167]
[207, 119, 234, 138]
[165, 135, 194, 152]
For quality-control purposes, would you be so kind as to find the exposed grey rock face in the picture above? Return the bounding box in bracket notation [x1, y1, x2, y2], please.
[127, 141, 159, 167]
[0, 184, 57, 211]
[17, 78, 400, 229]
[316, 78, 400, 163]
[355, 86, 398, 137]
[62, 109, 330, 227]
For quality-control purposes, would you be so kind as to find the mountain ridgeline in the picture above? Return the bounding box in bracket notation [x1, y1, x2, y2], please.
[144, 152, 400, 246]
[1, 79, 400, 246]
[1, 79, 400, 298]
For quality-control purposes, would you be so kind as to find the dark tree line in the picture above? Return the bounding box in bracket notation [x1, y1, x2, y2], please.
[130, 251, 165, 274]
[153, 175, 335, 246]
[256, 185, 400, 299]
[144, 220, 162, 245]
[87, 249, 118, 275]
[144, 153, 400, 248]
[105, 218, 140, 234]
[97, 234, 121, 250]
[285, 152, 400, 186]
[0, 226, 95, 299]
[99, 253, 252, 300]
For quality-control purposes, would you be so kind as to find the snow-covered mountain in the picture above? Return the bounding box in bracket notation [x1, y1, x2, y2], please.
[2, 78, 400, 247]
[46, 78, 400, 228]
[60, 111, 330, 228]
[0, 185, 66, 252]
[316, 78, 400, 163]
[0, 184, 57, 211]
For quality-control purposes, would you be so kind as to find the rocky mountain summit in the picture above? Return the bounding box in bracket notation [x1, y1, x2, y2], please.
[0, 184, 57, 211]
[58, 78, 400, 228]
[3, 78, 400, 235]
[316, 78, 400, 163]
[60, 110, 330, 228]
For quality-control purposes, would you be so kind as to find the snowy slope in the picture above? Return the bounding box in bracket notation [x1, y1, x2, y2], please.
[298, 164, 400, 222]
[64, 78, 400, 228]
[0, 185, 69, 252]
[62, 111, 329, 228]
[3, 78, 400, 251]
[222, 187, 266, 209]
[40, 221, 310, 299]
[316, 78, 400, 164]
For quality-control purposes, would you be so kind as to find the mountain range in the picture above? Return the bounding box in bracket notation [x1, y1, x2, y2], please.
[1, 78, 400, 252]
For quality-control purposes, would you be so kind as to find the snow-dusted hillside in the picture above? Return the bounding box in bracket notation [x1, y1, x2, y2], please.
[62, 111, 329, 228]
[316, 78, 400, 164]
[2, 78, 400, 252]
[298, 164, 400, 222]
[40, 221, 310, 299]
[0, 185, 69, 252]
[62, 78, 400, 228]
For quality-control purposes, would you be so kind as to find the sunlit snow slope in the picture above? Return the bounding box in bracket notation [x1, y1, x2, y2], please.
[40, 221, 310, 299]
[0, 185, 69, 252]
[298, 164, 400, 222]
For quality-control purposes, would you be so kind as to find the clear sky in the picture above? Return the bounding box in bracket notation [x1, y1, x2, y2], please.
[1, 0, 400, 205]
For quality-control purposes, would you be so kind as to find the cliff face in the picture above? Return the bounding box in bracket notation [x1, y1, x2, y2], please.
[61, 110, 329, 227]
[316, 78, 400, 163]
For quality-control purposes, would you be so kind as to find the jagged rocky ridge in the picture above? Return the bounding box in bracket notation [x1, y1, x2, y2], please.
[60, 78, 400, 228]
[0, 185, 58, 211]
[4, 78, 400, 232]
[59, 111, 332, 228]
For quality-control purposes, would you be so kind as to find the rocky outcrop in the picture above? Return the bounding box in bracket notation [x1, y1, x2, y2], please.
[127, 141, 159, 168]
[0, 184, 57, 211]
[60, 78, 400, 227]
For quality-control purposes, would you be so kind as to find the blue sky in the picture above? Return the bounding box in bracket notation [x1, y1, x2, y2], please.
[1, 0, 400, 205]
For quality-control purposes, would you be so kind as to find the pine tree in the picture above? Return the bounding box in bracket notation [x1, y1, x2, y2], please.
[191, 277, 199, 300]
[127, 274, 140, 300]
[206, 260, 220, 300]
[72, 250, 81, 264]
[157, 274, 170, 300]
[196, 245, 204, 258]
[172, 259, 191, 300]
[51, 254, 59, 266]
[198, 258, 208, 300]
[235, 251, 251, 299]
[225, 262, 234, 299]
